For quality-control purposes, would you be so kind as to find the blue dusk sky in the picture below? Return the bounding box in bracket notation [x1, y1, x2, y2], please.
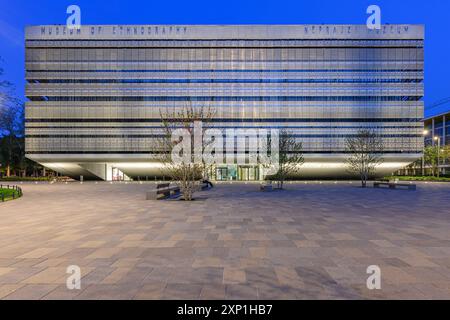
[0, 0, 449, 117]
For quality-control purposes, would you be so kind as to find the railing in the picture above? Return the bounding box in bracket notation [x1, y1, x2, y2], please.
[0, 185, 23, 202]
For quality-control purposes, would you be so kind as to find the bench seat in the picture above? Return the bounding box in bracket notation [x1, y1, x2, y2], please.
[146, 183, 181, 200]
[260, 183, 273, 191]
[373, 182, 416, 190]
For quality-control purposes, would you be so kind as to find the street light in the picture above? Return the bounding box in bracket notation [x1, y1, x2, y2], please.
[422, 130, 429, 176]
[434, 136, 441, 178]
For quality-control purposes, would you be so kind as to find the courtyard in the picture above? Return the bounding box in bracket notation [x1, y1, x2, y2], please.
[0, 181, 449, 299]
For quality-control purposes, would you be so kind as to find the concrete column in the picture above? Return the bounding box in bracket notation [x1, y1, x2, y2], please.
[432, 118, 435, 146]
[443, 115, 446, 146]
[443, 115, 447, 175]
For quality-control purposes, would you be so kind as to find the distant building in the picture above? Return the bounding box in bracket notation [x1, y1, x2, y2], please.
[25, 24, 424, 180]
[424, 107, 450, 174]
[424, 108, 449, 147]
[397, 105, 450, 176]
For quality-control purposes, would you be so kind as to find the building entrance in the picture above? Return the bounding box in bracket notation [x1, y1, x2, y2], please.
[215, 165, 259, 181]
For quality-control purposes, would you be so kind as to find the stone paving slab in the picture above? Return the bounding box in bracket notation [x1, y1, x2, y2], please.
[0, 181, 449, 299]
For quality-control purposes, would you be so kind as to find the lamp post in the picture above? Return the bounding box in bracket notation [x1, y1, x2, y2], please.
[422, 129, 429, 176]
[434, 136, 441, 178]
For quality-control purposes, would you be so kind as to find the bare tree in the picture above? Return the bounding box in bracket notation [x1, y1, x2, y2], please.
[0, 61, 13, 93]
[268, 129, 304, 189]
[157, 104, 214, 201]
[0, 95, 24, 177]
[345, 129, 384, 187]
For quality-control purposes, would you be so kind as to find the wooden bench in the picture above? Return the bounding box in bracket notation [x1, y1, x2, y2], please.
[146, 183, 181, 200]
[373, 181, 416, 190]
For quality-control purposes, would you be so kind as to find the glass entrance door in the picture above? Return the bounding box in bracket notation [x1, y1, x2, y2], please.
[216, 167, 228, 181]
[241, 167, 249, 181]
[112, 167, 124, 181]
[238, 166, 259, 181]
[216, 165, 258, 181]
[216, 165, 237, 181]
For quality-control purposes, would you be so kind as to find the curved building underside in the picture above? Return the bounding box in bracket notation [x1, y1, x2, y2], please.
[27, 154, 420, 180]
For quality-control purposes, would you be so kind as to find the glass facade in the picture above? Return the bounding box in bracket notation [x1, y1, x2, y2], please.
[424, 112, 449, 147]
[24, 24, 424, 180]
[423, 111, 449, 174]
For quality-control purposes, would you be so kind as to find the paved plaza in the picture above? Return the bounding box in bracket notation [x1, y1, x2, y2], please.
[0, 181, 449, 299]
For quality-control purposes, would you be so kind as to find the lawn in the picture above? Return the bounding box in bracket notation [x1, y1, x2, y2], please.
[0, 187, 22, 201]
[387, 175, 450, 182]
[0, 176, 51, 182]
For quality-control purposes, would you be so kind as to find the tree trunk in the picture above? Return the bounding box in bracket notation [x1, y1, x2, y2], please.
[181, 183, 194, 201]
[183, 189, 193, 201]
[6, 165, 10, 177]
[361, 174, 366, 188]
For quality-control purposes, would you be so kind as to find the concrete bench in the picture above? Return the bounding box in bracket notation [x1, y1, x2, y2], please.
[260, 182, 273, 191]
[200, 181, 213, 190]
[373, 181, 416, 191]
[146, 183, 181, 200]
[193, 182, 212, 192]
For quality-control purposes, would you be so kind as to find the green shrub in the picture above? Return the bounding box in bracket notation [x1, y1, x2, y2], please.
[0, 176, 51, 182]
[385, 176, 450, 182]
[0, 188, 22, 201]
